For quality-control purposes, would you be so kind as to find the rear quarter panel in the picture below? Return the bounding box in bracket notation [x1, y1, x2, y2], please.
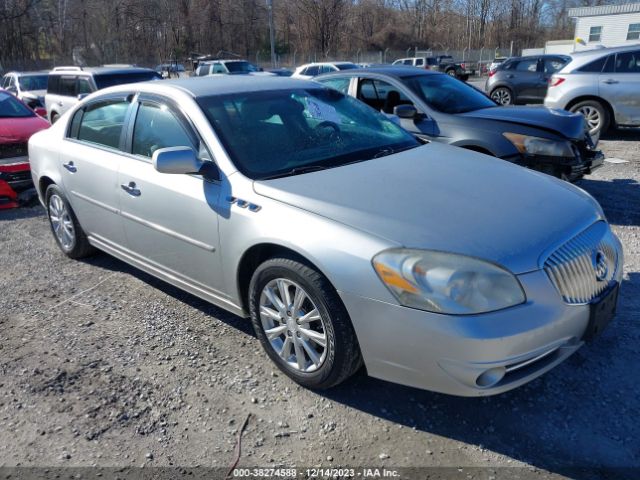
[28, 123, 63, 204]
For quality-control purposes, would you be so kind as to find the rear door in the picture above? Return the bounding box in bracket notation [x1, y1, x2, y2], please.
[60, 95, 132, 247]
[538, 56, 569, 101]
[505, 58, 540, 101]
[117, 94, 224, 292]
[600, 49, 640, 124]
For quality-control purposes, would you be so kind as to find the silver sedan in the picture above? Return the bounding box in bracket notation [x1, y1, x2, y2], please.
[28, 76, 623, 396]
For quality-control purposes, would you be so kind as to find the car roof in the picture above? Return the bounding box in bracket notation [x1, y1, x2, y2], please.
[320, 65, 439, 78]
[4, 70, 49, 76]
[128, 75, 321, 98]
[49, 66, 156, 75]
[570, 44, 640, 58]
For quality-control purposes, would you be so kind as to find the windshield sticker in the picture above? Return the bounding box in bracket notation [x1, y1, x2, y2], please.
[306, 98, 342, 124]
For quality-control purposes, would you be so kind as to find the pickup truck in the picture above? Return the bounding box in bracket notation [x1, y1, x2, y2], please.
[392, 55, 476, 80]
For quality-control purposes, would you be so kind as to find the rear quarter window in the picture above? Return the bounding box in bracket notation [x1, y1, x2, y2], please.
[577, 55, 608, 73]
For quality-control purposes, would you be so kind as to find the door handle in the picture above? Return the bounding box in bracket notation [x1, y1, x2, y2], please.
[58, 101, 63, 106]
[62, 161, 77, 173]
[603, 79, 619, 84]
[120, 181, 141, 197]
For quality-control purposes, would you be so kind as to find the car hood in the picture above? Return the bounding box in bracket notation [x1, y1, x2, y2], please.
[253, 143, 602, 274]
[0, 115, 49, 142]
[459, 106, 585, 140]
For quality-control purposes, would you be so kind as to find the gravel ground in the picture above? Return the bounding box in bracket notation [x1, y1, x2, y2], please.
[1, 132, 639, 480]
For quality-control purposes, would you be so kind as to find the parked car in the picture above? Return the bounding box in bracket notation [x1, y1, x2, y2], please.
[544, 45, 640, 137]
[0, 90, 49, 209]
[45, 66, 161, 124]
[155, 63, 188, 79]
[195, 59, 274, 77]
[267, 68, 293, 77]
[316, 67, 603, 181]
[486, 54, 571, 105]
[1, 71, 49, 111]
[291, 62, 359, 79]
[29, 76, 622, 396]
[392, 55, 474, 80]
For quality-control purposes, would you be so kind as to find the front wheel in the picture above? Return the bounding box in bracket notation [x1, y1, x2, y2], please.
[569, 100, 610, 137]
[249, 257, 362, 389]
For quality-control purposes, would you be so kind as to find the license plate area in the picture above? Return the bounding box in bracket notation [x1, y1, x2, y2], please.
[584, 283, 619, 340]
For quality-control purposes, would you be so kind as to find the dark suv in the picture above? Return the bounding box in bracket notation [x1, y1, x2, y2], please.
[486, 55, 570, 105]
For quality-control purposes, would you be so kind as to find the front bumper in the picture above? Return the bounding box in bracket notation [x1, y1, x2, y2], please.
[339, 269, 592, 396]
[508, 147, 605, 182]
[0, 158, 32, 210]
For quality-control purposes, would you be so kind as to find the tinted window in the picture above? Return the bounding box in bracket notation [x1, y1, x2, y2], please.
[336, 63, 358, 70]
[18, 75, 48, 91]
[589, 26, 602, 42]
[0, 91, 35, 118]
[402, 59, 413, 65]
[226, 61, 258, 73]
[578, 55, 608, 72]
[197, 88, 418, 180]
[614, 50, 640, 73]
[59, 76, 77, 96]
[415, 58, 424, 66]
[93, 71, 161, 89]
[47, 75, 60, 94]
[304, 66, 320, 76]
[77, 77, 93, 94]
[77, 100, 129, 149]
[357, 79, 414, 113]
[132, 103, 194, 157]
[405, 74, 496, 114]
[515, 59, 538, 72]
[317, 77, 351, 93]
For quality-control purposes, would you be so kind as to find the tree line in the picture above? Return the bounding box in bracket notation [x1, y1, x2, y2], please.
[0, 0, 627, 70]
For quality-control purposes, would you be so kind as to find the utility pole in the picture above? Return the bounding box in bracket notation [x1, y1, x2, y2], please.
[267, 0, 276, 68]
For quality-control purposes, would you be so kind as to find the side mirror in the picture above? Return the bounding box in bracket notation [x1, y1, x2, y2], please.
[394, 104, 419, 119]
[34, 107, 47, 118]
[77, 93, 90, 101]
[7, 86, 17, 94]
[152, 146, 220, 181]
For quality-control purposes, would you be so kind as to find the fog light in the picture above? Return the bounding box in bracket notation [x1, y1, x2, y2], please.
[475, 367, 506, 388]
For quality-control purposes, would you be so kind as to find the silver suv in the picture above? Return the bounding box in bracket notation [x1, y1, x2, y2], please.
[544, 45, 640, 136]
[45, 66, 161, 123]
[28, 77, 622, 396]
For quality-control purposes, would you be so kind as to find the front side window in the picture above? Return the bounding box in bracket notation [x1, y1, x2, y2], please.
[77, 100, 130, 149]
[132, 103, 195, 157]
[304, 66, 320, 76]
[627, 24, 640, 41]
[0, 91, 35, 118]
[357, 79, 414, 113]
[405, 74, 496, 114]
[589, 26, 602, 42]
[614, 50, 640, 73]
[77, 77, 93, 95]
[197, 88, 418, 180]
[212, 63, 227, 74]
[415, 58, 424, 66]
[515, 59, 539, 72]
[225, 61, 258, 73]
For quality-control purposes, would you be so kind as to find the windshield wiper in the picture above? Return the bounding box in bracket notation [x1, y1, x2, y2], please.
[259, 164, 330, 180]
[373, 144, 419, 159]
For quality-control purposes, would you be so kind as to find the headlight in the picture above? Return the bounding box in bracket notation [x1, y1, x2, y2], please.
[372, 249, 525, 315]
[504, 133, 574, 158]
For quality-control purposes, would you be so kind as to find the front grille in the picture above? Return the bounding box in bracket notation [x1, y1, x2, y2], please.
[0, 142, 28, 160]
[544, 221, 621, 304]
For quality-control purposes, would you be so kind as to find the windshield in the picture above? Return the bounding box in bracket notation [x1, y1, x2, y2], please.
[404, 74, 496, 114]
[18, 74, 48, 91]
[197, 88, 418, 180]
[336, 63, 358, 70]
[226, 61, 258, 73]
[0, 92, 34, 118]
[94, 71, 161, 89]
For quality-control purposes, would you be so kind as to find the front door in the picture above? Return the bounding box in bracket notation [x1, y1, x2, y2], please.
[118, 95, 224, 293]
[600, 49, 640, 124]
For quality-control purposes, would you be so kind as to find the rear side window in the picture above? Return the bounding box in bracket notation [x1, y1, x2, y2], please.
[77, 77, 93, 94]
[578, 55, 608, 73]
[93, 72, 161, 89]
[515, 59, 538, 72]
[304, 66, 320, 76]
[76, 100, 130, 149]
[543, 57, 569, 74]
[47, 75, 60, 94]
[614, 50, 640, 73]
[132, 102, 195, 158]
[317, 77, 351, 94]
[402, 59, 413, 65]
[59, 76, 77, 96]
[415, 58, 424, 66]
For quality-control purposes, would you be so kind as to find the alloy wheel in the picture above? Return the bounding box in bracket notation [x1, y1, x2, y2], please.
[491, 88, 511, 105]
[576, 105, 601, 135]
[259, 278, 327, 373]
[48, 194, 75, 250]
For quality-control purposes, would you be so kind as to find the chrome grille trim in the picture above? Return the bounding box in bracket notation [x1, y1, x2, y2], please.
[544, 222, 620, 305]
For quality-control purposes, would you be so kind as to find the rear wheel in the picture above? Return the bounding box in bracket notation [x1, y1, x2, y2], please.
[569, 100, 609, 137]
[446, 69, 457, 77]
[491, 87, 513, 105]
[45, 184, 95, 258]
[249, 257, 362, 389]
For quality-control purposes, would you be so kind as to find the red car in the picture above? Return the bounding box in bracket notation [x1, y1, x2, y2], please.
[0, 90, 49, 209]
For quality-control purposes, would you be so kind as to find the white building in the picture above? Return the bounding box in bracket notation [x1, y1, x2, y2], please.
[521, 2, 640, 56]
[570, 2, 640, 50]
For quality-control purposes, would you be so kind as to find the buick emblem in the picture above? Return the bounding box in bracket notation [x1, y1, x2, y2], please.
[593, 250, 608, 282]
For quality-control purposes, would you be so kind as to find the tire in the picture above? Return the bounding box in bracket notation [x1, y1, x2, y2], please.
[249, 256, 362, 390]
[50, 112, 59, 124]
[45, 184, 95, 259]
[491, 87, 513, 105]
[569, 100, 610, 137]
[446, 69, 457, 77]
